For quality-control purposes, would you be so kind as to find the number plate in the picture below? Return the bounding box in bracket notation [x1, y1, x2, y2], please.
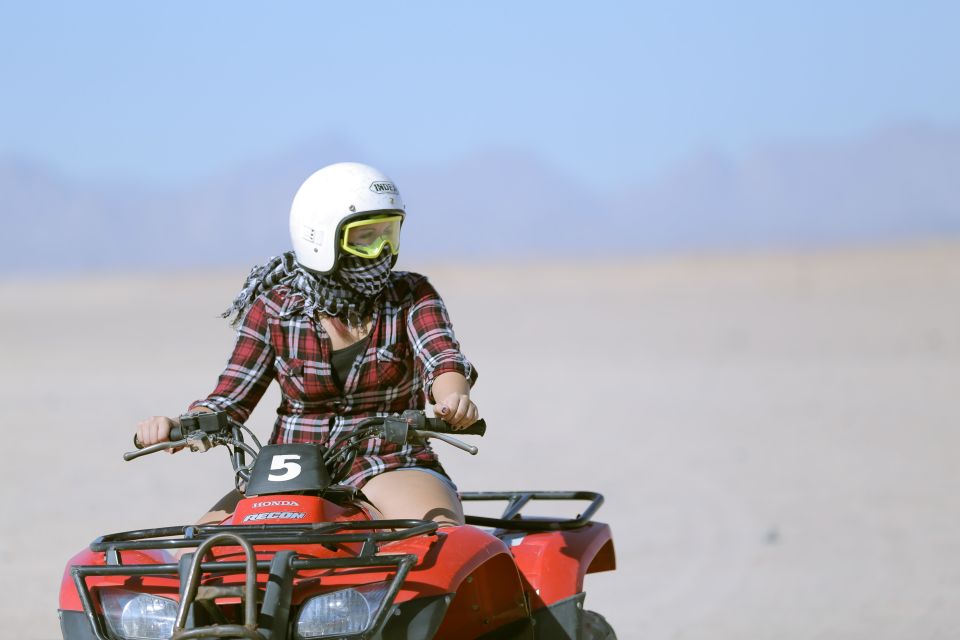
[246, 444, 332, 497]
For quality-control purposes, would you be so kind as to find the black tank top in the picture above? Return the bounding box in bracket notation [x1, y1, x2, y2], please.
[330, 338, 368, 391]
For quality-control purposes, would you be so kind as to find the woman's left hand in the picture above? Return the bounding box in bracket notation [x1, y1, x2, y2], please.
[435, 393, 479, 429]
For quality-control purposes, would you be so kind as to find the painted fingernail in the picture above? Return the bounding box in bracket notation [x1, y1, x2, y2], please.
[439, 405, 448, 415]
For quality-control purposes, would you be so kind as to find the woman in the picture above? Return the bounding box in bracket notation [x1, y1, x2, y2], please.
[136, 162, 479, 526]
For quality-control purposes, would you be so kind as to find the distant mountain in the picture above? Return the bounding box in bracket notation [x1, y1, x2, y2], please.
[611, 123, 960, 251]
[1, 123, 958, 272]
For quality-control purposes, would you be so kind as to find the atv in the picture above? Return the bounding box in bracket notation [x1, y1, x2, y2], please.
[58, 410, 616, 639]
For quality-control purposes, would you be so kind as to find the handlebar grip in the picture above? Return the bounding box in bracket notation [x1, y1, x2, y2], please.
[133, 423, 184, 449]
[424, 418, 486, 436]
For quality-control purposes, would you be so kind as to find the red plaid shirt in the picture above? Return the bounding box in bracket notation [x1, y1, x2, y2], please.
[190, 272, 477, 488]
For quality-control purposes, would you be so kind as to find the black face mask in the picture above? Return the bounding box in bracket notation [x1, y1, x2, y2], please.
[334, 253, 393, 297]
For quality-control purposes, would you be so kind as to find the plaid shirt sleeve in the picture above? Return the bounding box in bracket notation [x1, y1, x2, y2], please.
[406, 277, 478, 402]
[189, 296, 276, 422]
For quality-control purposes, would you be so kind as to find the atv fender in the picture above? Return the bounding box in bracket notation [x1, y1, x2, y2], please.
[387, 525, 532, 638]
[509, 522, 616, 608]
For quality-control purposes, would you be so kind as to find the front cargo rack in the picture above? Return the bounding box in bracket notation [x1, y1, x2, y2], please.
[91, 518, 437, 557]
[72, 519, 437, 640]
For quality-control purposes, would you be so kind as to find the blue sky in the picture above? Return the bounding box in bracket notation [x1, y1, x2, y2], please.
[1, 1, 957, 190]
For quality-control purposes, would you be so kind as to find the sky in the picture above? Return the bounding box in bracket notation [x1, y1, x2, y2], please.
[1, 1, 958, 191]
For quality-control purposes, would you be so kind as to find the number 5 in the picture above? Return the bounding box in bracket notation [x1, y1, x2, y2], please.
[268, 454, 302, 481]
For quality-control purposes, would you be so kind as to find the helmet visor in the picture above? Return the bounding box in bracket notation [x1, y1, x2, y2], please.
[341, 215, 402, 259]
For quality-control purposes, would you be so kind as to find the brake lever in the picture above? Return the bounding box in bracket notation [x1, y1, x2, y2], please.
[123, 438, 190, 461]
[413, 430, 479, 455]
[123, 431, 214, 461]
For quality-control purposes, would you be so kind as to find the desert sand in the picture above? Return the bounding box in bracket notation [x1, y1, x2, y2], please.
[2, 243, 959, 639]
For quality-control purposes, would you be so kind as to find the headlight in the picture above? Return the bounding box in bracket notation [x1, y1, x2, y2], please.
[99, 588, 177, 640]
[295, 582, 390, 638]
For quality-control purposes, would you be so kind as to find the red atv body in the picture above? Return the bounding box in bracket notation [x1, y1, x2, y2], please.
[58, 412, 616, 639]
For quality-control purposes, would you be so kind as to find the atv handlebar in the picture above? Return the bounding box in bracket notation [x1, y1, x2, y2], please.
[417, 417, 487, 455]
[130, 426, 185, 457]
[127, 411, 485, 466]
[131, 415, 485, 450]
[421, 417, 487, 437]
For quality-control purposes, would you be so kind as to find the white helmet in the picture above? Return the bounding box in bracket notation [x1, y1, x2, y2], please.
[289, 162, 405, 273]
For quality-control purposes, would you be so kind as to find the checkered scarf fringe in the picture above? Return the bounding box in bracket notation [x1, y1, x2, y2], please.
[223, 251, 393, 329]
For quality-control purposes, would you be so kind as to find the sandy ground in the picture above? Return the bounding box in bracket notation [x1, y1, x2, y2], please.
[2, 243, 959, 639]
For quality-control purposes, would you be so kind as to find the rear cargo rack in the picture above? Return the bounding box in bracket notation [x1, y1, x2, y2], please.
[461, 490, 604, 532]
[72, 519, 436, 640]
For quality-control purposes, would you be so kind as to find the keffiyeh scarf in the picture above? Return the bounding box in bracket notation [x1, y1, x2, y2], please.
[223, 251, 393, 328]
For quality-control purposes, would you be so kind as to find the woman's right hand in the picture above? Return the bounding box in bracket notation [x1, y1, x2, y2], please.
[136, 416, 180, 448]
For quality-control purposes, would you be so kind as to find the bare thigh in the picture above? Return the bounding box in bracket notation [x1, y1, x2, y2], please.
[362, 470, 464, 526]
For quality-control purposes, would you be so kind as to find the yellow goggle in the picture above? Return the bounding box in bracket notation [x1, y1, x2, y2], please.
[340, 214, 403, 259]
